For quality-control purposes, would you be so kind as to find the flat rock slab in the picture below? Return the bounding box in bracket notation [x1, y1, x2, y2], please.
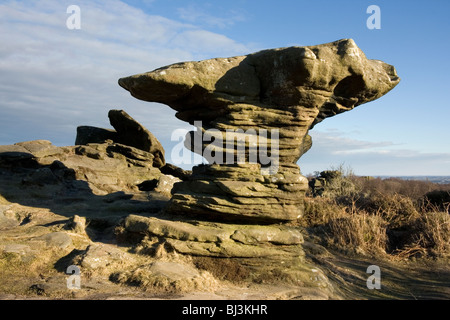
[2, 244, 32, 255]
[34, 232, 72, 249]
[123, 214, 304, 258]
[77, 243, 133, 270]
[149, 261, 199, 281]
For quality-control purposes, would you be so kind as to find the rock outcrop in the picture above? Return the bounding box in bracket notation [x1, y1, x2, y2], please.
[0, 139, 161, 196]
[0, 110, 180, 198]
[76, 109, 165, 168]
[119, 39, 400, 222]
[108, 110, 165, 168]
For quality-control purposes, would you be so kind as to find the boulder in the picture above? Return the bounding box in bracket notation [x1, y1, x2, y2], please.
[34, 232, 72, 249]
[153, 175, 181, 197]
[119, 39, 400, 222]
[0, 205, 20, 230]
[75, 126, 117, 145]
[77, 243, 130, 270]
[108, 109, 165, 168]
[65, 215, 87, 234]
[148, 261, 199, 281]
[160, 163, 191, 181]
[111, 260, 218, 293]
[0, 144, 37, 168]
[22, 167, 59, 186]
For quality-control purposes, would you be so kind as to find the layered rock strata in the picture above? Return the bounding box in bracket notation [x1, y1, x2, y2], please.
[119, 39, 399, 222]
[0, 139, 162, 196]
[0, 109, 176, 198]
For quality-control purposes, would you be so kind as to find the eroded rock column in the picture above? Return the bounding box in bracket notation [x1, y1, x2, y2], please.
[118, 39, 400, 222]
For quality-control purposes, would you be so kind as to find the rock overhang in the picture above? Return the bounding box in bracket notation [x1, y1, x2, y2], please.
[118, 38, 400, 222]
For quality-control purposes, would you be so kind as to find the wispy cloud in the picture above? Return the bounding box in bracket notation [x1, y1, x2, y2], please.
[0, 0, 254, 147]
[300, 130, 450, 175]
[176, 4, 246, 29]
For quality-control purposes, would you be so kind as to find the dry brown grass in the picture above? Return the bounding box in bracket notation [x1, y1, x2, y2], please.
[353, 193, 420, 229]
[400, 211, 450, 258]
[301, 197, 345, 227]
[326, 211, 388, 256]
[302, 197, 388, 256]
[304, 168, 450, 260]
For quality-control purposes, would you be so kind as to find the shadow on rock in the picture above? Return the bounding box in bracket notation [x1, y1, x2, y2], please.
[0, 142, 172, 242]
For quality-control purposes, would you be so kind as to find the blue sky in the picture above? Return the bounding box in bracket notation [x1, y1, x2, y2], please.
[0, 0, 449, 175]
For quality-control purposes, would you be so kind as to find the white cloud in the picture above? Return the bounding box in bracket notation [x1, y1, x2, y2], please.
[177, 4, 246, 29]
[311, 130, 396, 154]
[170, 29, 250, 58]
[0, 0, 254, 147]
[299, 130, 450, 176]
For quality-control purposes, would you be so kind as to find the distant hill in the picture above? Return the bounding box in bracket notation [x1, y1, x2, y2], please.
[376, 176, 450, 185]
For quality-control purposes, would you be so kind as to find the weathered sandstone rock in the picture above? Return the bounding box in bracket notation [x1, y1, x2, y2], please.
[123, 214, 303, 258]
[75, 126, 117, 146]
[119, 39, 400, 222]
[75, 109, 165, 168]
[0, 140, 163, 195]
[108, 109, 165, 168]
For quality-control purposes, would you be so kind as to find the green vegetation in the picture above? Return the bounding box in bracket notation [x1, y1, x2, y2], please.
[303, 166, 450, 260]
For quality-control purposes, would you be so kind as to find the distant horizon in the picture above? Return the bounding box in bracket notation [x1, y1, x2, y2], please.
[1, 137, 449, 178]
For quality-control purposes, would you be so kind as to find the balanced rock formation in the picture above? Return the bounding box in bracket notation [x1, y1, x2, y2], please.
[119, 39, 400, 222]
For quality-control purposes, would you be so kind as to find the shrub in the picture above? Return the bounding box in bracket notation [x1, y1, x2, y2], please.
[309, 167, 358, 199]
[357, 193, 419, 229]
[352, 177, 450, 201]
[305, 165, 450, 260]
[301, 197, 344, 228]
[325, 212, 388, 256]
[422, 190, 450, 213]
[396, 211, 450, 258]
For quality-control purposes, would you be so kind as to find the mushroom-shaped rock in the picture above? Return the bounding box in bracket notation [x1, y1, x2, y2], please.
[119, 39, 400, 222]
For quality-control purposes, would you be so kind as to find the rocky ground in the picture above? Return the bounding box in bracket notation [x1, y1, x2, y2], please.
[1, 108, 449, 300]
[0, 139, 325, 300]
[0, 139, 449, 300]
[1, 191, 449, 300]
